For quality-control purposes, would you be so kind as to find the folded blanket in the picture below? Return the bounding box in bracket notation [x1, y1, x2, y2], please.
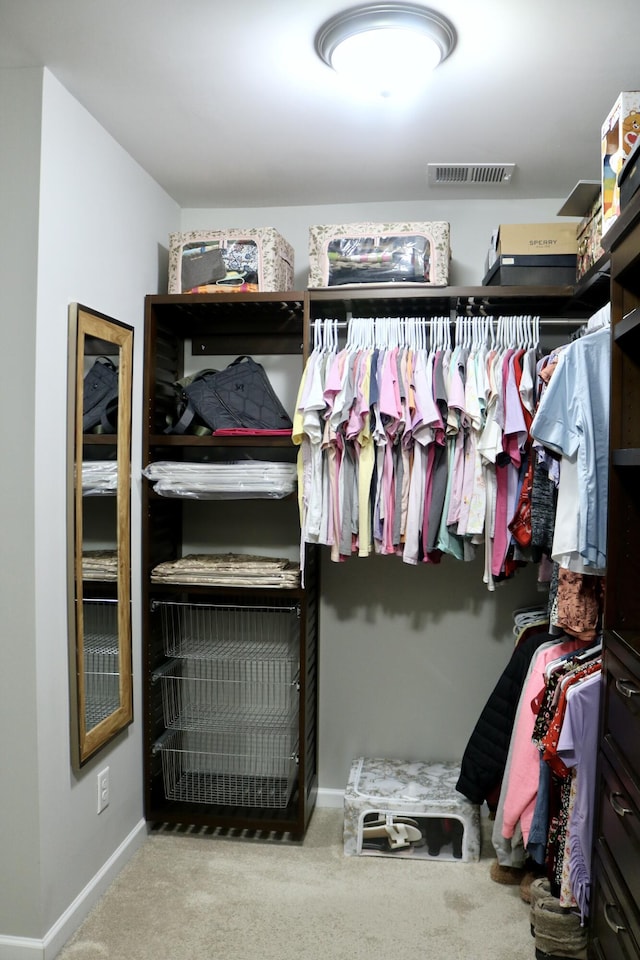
[151, 553, 300, 588]
[82, 549, 118, 580]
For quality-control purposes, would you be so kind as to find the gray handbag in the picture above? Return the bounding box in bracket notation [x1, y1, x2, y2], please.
[181, 246, 226, 291]
[167, 356, 292, 435]
[83, 356, 119, 433]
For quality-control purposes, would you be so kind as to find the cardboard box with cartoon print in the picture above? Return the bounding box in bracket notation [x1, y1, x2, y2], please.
[601, 91, 640, 236]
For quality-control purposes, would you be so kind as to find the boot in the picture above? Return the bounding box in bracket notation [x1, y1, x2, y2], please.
[447, 819, 464, 858]
[424, 818, 444, 856]
[529, 878, 551, 936]
[521, 867, 548, 904]
[533, 894, 587, 960]
[490, 859, 526, 885]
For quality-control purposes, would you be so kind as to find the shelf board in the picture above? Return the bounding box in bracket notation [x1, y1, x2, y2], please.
[147, 282, 610, 326]
[193, 335, 303, 355]
[557, 180, 600, 217]
[147, 581, 305, 600]
[614, 306, 640, 344]
[307, 283, 608, 320]
[572, 254, 610, 304]
[82, 433, 118, 444]
[148, 433, 295, 448]
[147, 292, 306, 356]
[146, 800, 305, 837]
[612, 448, 640, 467]
[609, 629, 640, 655]
[148, 291, 306, 306]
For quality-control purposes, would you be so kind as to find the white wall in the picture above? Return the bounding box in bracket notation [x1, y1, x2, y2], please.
[0, 67, 180, 957]
[181, 200, 560, 790]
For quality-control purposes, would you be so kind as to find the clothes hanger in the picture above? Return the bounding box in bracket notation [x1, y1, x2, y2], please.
[322, 318, 331, 353]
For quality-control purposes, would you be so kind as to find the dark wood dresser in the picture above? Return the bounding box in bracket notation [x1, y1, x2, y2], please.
[590, 191, 640, 959]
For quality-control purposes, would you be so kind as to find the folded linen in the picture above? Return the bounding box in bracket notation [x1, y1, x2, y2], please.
[150, 552, 300, 588]
[82, 549, 118, 580]
[82, 460, 118, 496]
[143, 461, 297, 499]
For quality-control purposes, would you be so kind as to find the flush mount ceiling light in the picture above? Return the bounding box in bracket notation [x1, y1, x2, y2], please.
[315, 2, 456, 97]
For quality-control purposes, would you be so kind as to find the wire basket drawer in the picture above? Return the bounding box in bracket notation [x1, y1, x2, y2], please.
[156, 601, 300, 668]
[83, 598, 120, 727]
[155, 728, 299, 808]
[154, 656, 300, 730]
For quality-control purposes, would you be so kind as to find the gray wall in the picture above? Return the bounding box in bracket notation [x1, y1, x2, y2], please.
[0, 67, 179, 957]
[0, 65, 43, 940]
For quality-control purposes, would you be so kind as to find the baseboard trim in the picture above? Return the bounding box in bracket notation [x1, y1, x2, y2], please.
[0, 818, 147, 960]
[0, 938, 44, 960]
[316, 787, 344, 808]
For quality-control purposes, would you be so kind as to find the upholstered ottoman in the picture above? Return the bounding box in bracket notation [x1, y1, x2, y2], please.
[343, 758, 481, 862]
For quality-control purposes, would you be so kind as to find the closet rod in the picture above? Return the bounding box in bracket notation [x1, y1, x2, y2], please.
[320, 317, 588, 328]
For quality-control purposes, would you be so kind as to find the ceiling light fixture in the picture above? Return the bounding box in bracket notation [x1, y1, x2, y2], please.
[315, 2, 456, 97]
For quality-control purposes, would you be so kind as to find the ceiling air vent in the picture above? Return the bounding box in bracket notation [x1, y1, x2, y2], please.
[427, 163, 516, 186]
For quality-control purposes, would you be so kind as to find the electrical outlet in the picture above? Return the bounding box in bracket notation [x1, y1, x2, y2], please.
[97, 766, 110, 814]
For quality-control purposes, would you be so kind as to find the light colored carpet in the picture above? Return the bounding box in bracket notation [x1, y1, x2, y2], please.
[57, 808, 534, 960]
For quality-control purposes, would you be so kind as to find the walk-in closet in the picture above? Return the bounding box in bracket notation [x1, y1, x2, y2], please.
[3, 4, 640, 958]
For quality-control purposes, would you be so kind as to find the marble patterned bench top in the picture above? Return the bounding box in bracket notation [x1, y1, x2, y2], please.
[346, 757, 476, 811]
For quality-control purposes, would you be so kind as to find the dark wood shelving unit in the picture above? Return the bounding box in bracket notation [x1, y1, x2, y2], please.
[589, 190, 640, 959]
[142, 293, 317, 840]
[140, 270, 613, 843]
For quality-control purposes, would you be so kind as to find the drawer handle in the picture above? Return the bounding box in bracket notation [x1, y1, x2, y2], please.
[615, 678, 640, 699]
[604, 902, 626, 935]
[610, 792, 633, 817]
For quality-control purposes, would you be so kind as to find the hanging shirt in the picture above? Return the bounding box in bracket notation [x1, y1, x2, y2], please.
[556, 671, 602, 922]
[530, 328, 610, 571]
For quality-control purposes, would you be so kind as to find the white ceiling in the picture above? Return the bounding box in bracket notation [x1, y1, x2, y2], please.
[1, 0, 638, 209]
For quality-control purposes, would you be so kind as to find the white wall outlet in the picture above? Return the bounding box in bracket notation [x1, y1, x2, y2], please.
[97, 766, 110, 814]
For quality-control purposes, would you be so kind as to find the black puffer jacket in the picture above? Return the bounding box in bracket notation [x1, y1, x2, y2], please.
[456, 630, 552, 808]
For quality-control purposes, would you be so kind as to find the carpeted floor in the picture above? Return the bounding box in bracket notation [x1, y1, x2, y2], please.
[57, 808, 535, 960]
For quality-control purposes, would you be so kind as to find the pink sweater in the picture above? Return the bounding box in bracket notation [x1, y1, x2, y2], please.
[501, 639, 584, 844]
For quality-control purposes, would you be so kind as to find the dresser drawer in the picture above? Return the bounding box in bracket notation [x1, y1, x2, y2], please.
[590, 843, 640, 960]
[597, 752, 640, 909]
[603, 639, 640, 778]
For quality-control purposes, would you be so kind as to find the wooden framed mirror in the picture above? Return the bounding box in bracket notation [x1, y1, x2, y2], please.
[67, 304, 134, 768]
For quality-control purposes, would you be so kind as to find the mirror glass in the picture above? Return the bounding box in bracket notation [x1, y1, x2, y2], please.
[67, 304, 134, 767]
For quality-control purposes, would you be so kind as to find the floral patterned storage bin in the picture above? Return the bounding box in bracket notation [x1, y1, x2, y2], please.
[308, 221, 450, 288]
[168, 228, 295, 294]
[343, 757, 481, 862]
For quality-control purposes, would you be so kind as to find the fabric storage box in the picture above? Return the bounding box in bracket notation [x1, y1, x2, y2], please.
[601, 91, 640, 236]
[483, 254, 577, 287]
[577, 193, 604, 280]
[168, 228, 294, 294]
[308, 221, 450, 288]
[343, 758, 480, 862]
[556, 181, 604, 282]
